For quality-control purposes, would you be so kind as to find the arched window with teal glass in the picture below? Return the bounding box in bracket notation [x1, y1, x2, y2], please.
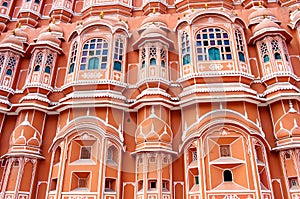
[45, 66, 51, 74]
[238, 52, 245, 62]
[161, 60, 165, 67]
[181, 32, 191, 65]
[69, 63, 75, 74]
[2, 2, 8, 7]
[6, 69, 12, 76]
[150, 58, 156, 66]
[80, 38, 109, 71]
[235, 30, 247, 63]
[34, 65, 40, 71]
[68, 41, 78, 74]
[274, 52, 281, 60]
[263, 55, 270, 63]
[88, 57, 99, 70]
[113, 39, 124, 72]
[208, 47, 221, 60]
[183, 54, 190, 65]
[195, 27, 232, 62]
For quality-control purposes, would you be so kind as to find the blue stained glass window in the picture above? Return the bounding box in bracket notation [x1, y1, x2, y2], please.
[224, 40, 229, 45]
[209, 34, 214, 39]
[80, 64, 86, 70]
[101, 63, 106, 69]
[203, 34, 208, 39]
[2, 2, 8, 7]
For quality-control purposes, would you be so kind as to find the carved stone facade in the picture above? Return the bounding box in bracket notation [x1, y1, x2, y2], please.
[0, 0, 300, 199]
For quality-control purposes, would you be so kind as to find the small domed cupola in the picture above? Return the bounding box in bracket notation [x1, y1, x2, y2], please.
[274, 101, 300, 147]
[249, 16, 292, 45]
[133, 14, 173, 82]
[135, 107, 174, 153]
[6, 113, 43, 158]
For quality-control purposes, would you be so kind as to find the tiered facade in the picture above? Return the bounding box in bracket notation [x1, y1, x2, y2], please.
[0, 0, 300, 199]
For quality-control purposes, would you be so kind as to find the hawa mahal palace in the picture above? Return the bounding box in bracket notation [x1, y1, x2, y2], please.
[0, 0, 300, 198]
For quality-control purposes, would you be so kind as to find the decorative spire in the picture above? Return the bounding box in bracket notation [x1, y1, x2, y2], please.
[100, 11, 104, 19]
[258, 1, 262, 8]
[205, 3, 208, 9]
[87, 108, 90, 116]
[52, 18, 56, 24]
[17, 22, 21, 29]
[150, 106, 156, 118]
[153, 8, 156, 14]
[47, 26, 51, 32]
[289, 100, 297, 113]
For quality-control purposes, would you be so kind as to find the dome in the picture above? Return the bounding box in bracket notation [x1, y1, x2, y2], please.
[40, 22, 63, 35]
[135, 117, 172, 144]
[14, 28, 29, 40]
[141, 24, 167, 37]
[12, 124, 41, 147]
[248, 7, 275, 21]
[141, 14, 167, 27]
[253, 18, 280, 33]
[275, 112, 300, 139]
[37, 32, 61, 45]
[1, 34, 23, 48]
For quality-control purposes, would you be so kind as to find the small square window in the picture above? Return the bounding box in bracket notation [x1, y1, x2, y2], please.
[150, 181, 156, 188]
[220, 145, 231, 157]
[80, 146, 91, 159]
[78, 178, 87, 188]
[149, 156, 156, 163]
[195, 176, 199, 185]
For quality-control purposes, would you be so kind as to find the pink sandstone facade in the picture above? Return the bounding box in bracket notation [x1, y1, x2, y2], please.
[0, 0, 300, 199]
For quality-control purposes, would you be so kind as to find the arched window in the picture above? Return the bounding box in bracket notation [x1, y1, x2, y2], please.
[263, 55, 270, 63]
[161, 60, 165, 67]
[196, 28, 232, 61]
[160, 48, 166, 67]
[238, 52, 245, 62]
[260, 42, 269, 63]
[181, 32, 191, 65]
[223, 170, 233, 182]
[208, 47, 221, 60]
[142, 60, 146, 68]
[6, 69, 12, 76]
[150, 58, 156, 65]
[235, 30, 246, 62]
[7, 57, 16, 69]
[34, 0, 40, 4]
[34, 65, 40, 71]
[69, 63, 75, 73]
[68, 41, 78, 74]
[2, 2, 8, 7]
[113, 61, 121, 71]
[274, 52, 281, 60]
[80, 38, 109, 70]
[45, 54, 54, 67]
[45, 66, 51, 74]
[113, 39, 124, 71]
[88, 57, 99, 70]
